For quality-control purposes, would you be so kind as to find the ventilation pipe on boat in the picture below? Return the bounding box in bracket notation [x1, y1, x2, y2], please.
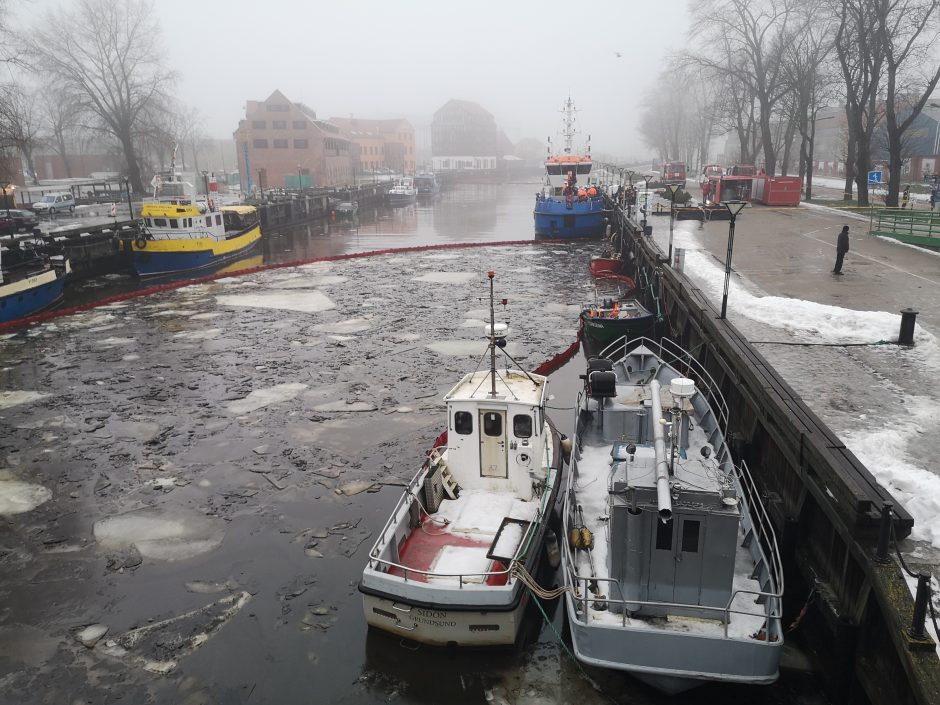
[649, 380, 672, 522]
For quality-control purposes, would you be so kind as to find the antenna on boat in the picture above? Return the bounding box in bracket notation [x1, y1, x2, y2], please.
[487, 271, 499, 398]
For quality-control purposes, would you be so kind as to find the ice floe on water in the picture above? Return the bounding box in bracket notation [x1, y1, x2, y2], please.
[0, 472, 52, 514]
[422, 253, 462, 260]
[216, 290, 335, 314]
[461, 318, 487, 328]
[227, 382, 309, 414]
[96, 337, 136, 347]
[150, 309, 198, 317]
[189, 312, 222, 320]
[413, 272, 478, 284]
[276, 275, 348, 288]
[0, 390, 48, 409]
[172, 328, 223, 341]
[121, 353, 140, 362]
[313, 317, 375, 334]
[93, 508, 225, 561]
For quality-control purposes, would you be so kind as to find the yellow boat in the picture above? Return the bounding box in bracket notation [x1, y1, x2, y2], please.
[131, 168, 262, 277]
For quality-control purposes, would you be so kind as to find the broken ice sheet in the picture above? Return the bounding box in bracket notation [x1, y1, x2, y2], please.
[226, 383, 309, 414]
[94, 508, 225, 561]
[0, 471, 52, 515]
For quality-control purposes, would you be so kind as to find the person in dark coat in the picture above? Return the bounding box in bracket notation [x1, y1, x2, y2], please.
[833, 225, 850, 274]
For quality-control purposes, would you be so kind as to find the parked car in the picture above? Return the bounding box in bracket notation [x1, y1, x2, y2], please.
[0, 208, 40, 235]
[32, 192, 75, 215]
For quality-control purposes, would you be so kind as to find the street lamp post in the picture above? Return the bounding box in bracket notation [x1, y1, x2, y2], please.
[0, 182, 11, 216]
[663, 182, 680, 264]
[297, 165, 303, 192]
[123, 177, 133, 221]
[720, 200, 747, 319]
[257, 169, 264, 199]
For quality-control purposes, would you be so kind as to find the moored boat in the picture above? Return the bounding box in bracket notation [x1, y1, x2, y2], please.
[562, 336, 784, 694]
[359, 272, 567, 647]
[130, 166, 261, 278]
[533, 97, 608, 238]
[414, 172, 440, 197]
[387, 177, 417, 207]
[0, 242, 70, 325]
[579, 295, 653, 355]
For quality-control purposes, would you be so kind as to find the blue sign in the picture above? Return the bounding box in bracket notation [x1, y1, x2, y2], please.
[868, 170, 883, 184]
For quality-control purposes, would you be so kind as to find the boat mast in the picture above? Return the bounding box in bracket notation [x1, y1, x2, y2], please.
[488, 270, 497, 398]
[560, 97, 578, 155]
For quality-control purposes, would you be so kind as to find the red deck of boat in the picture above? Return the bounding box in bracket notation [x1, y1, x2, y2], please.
[389, 518, 509, 586]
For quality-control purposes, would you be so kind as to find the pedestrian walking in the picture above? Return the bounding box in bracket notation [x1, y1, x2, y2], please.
[902, 184, 910, 209]
[930, 182, 938, 212]
[833, 225, 849, 275]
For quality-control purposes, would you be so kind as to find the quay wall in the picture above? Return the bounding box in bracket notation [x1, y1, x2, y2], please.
[610, 203, 939, 705]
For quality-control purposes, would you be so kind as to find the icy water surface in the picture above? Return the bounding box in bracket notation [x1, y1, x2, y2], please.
[0, 184, 826, 704]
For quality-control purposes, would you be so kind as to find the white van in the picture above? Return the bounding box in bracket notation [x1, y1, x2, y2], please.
[32, 192, 76, 215]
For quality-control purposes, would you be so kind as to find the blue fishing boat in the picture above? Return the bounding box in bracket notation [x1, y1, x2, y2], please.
[0, 243, 70, 324]
[533, 98, 608, 238]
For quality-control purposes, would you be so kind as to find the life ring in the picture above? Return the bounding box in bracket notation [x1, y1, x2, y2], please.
[134, 236, 147, 249]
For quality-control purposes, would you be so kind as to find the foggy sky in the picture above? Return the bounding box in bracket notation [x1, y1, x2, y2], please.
[13, 0, 690, 159]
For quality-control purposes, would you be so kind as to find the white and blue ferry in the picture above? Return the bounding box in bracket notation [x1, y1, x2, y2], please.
[533, 98, 608, 238]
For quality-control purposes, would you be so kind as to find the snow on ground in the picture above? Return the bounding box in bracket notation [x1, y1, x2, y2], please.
[681, 225, 940, 548]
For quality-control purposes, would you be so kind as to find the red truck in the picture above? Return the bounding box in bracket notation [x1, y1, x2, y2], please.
[662, 161, 687, 186]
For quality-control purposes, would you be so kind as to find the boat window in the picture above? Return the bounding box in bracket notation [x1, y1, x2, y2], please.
[214, 215, 221, 226]
[483, 412, 502, 437]
[655, 520, 673, 550]
[681, 520, 700, 552]
[454, 411, 473, 435]
[153, 218, 167, 227]
[513, 414, 532, 438]
[169, 219, 179, 229]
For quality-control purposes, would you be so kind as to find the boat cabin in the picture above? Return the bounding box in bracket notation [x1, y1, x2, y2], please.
[580, 361, 740, 620]
[441, 368, 551, 502]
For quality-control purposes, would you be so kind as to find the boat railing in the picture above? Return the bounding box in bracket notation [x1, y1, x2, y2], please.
[567, 573, 783, 640]
[597, 335, 730, 434]
[365, 458, 548, 587]
[736, 458, 785, 598]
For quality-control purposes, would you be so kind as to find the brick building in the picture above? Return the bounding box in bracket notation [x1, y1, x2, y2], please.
[234, 90, 353, 191]
[431, 99, 500, 172]
[329, 117, 416, 179]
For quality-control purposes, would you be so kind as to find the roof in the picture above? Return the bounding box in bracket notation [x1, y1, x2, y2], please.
[221, 205, 257, 215]
[434, 99, 494, 119]
[444, 369, 547, 406]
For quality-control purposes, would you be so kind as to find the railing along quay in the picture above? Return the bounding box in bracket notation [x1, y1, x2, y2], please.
[605, 197, 939, 705]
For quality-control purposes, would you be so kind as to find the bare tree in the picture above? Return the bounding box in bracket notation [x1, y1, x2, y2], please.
[689, 0, 805, 174]
[876, 0, 940, 206]
[21, 0, 174, 193]
[0, 82, 44, 184]
[782, 4, 837, 198]
[42, 86, 82, 179]
[834, 0, 885, 206]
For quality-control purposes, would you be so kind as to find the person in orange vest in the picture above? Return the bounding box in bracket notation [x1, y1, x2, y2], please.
[612, 302, 620, 318]
[587, 186, 597, 197]
[702, 179, 711, 204]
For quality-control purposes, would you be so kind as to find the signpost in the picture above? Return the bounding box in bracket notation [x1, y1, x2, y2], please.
[868, 170, 883, 185]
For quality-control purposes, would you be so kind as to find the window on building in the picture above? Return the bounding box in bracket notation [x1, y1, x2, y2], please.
[455, 411, 473, 435]
[266, 103, 289, 112]
[294, 139, 308, 149]
[273, 139, 288, 148]
[273, 120, 287, 129]
[293, 120, 307, 129]
[253, 139, 268, 148]
[251, 120, 266, 129]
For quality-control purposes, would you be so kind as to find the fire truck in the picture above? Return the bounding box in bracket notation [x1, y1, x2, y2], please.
[661, 161, 687, 186]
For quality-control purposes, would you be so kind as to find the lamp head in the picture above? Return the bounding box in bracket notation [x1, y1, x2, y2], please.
[725, 200, 746, 217]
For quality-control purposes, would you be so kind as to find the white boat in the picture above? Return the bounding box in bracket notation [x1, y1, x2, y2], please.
[562, 336, 784, 694]
[387, 177, 417, 207]
[359, 272, 567, 646]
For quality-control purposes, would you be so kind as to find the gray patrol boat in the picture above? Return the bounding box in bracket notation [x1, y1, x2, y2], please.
[561, 336, 784, 694]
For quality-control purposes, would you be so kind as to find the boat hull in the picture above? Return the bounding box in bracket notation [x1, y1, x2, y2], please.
[362, 589, 529, 646]
[533, 197, 607, 237]
[579, 313, 656, 354]
[566, 605, 781, 694]
[388, 194, 416, 207]
[130, 225, 262, 278]
[0, 269, 66, 324]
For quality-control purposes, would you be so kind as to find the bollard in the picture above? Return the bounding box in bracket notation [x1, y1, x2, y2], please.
[875, 502, 893, 563]
[898, 308, 918, 345]
[644, 225, 653, 238]
[909, 572, 931, 640]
